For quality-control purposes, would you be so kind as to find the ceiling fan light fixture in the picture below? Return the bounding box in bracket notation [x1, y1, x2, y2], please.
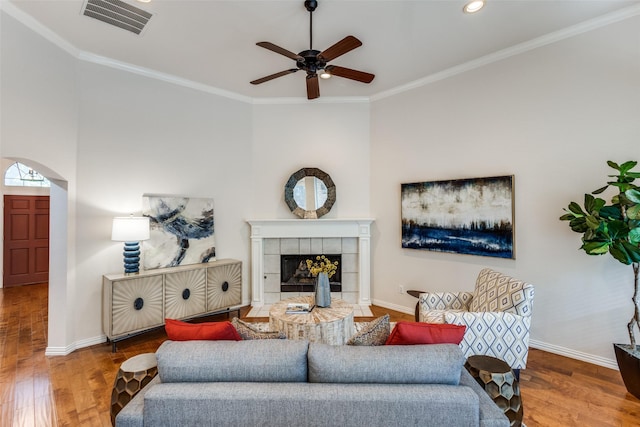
[250, 0, 374, 99]
[463, 0, 485, 14]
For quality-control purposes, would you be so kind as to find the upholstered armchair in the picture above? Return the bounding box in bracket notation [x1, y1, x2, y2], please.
[410, 268, 534, 371]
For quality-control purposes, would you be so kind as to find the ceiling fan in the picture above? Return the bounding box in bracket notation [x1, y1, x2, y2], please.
[250, 0, 375, 100]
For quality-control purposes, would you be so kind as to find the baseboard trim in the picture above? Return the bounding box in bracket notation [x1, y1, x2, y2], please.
[529, 339, 619, 371]
[45, 334, 106, 356]
[44, 346, 72, 357]
[371, 298, 415, 316]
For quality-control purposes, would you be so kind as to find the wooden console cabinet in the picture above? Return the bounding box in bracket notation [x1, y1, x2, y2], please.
[103, 259, 242, 349]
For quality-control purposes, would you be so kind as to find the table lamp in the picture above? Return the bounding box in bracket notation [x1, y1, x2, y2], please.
[111, 216, 150, 275]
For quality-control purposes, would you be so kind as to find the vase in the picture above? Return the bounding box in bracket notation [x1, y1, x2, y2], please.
[315, 272, 331, 308]
[614, 343, 640, 399]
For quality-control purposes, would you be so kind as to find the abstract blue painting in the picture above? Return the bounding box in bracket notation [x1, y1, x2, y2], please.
[401, 176, 514, 259]
[142, 195, 216, 269]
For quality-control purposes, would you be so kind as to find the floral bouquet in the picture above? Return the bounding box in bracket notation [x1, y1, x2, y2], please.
[305, 255, 338, 278]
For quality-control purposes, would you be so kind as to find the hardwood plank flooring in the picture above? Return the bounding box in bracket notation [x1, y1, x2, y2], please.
[1, 283, 639, 426]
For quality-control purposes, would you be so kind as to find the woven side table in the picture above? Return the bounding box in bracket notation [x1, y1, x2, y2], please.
[110, 352, 158, 426]
[464, 355, 523, 427]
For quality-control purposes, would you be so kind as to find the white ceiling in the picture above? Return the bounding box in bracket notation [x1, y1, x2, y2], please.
[6, 0, 640, 100]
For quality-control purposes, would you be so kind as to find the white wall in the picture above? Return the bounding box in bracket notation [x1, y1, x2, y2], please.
[0, 14, 78, 176]
[1, 11, 78, 352]
[370, 16, 640, 367]
[74, 61, 253, 341]
[251, 102, 371, 219]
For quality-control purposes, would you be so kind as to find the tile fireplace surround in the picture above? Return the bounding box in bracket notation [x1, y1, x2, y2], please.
[247, 219, 374, 308]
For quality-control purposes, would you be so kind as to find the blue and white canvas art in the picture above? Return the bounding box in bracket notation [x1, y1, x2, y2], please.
[401, 176, 514, 259]
[142, 195, 216, 269]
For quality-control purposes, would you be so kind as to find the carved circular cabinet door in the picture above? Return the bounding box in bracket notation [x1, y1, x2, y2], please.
[207, 262, 242, 311]
[165, 269, 206, 319]
[111, 275, 163, 336]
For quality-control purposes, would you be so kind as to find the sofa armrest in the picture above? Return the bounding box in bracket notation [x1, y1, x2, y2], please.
[115, 375, 161, 427]
[445, 311, 532, 370]
[459, 370, 510, 427]
[444, 310, 529, 327]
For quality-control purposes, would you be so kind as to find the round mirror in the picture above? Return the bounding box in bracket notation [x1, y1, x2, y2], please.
[293, 176, 328, 209]
[284, 168, 336, 219]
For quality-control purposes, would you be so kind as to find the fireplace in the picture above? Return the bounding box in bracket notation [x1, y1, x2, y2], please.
[280, 254, 342, 292]
[247, 218, 374, 307]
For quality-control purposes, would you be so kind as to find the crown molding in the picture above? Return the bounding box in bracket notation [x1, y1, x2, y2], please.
[1, 0, 251, 103]
[77, 51, 253, 103]
[3, 1, 640, 106]
[1, 0, 79, 58]
[371, 3, 640, 102]
[251, 96, 370, 105]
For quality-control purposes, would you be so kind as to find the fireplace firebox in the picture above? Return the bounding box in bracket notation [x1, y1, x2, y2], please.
[280, 254, 342, 292]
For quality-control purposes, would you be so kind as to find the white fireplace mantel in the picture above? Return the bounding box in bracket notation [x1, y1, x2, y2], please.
[247, 219, 374, 307]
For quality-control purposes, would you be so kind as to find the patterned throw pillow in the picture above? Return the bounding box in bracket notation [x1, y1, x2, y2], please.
[231, 317, 286, 340]
[346, 314, 390, 346]
[469, 268, 533, 316]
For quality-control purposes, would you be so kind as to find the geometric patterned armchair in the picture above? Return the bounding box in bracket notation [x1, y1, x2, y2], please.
[416, 268, 534, 371]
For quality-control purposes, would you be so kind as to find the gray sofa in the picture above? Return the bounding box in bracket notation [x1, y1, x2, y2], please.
[116, 340, 509, 427]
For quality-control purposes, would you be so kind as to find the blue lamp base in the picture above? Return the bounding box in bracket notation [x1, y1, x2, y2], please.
[123, 241, 141, 275]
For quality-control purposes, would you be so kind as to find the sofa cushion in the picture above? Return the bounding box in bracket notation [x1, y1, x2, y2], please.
[308, 343, 464, 385]
[346, 314, 390, 346]
[156, 340, 309, 383]
[385, 321, 466, 345]
[231, 317, 286, 340]
[164, 319, 241, 341]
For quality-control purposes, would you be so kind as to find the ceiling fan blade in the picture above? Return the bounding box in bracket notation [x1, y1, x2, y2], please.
[317, 35, 362, 62]
[256, 42, 303, 61]
[306, 74, 320, 100]
[250, 69, 299, 85]
[325, 65, 375, 83]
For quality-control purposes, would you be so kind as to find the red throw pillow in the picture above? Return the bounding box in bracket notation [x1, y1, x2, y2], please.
[165, 319, 241, 341]
[385, 321, 466, 345]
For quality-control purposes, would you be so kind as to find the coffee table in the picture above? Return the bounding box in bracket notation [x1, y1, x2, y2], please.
[269, 296, 354, 345]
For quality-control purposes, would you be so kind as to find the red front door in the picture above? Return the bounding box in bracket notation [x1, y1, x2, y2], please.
[3, 195, 50, 287]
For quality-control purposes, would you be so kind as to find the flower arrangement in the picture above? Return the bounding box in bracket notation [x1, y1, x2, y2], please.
[305, 255, 339, 278]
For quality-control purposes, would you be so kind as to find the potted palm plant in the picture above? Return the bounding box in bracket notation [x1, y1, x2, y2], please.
[560, 160, 640, 398]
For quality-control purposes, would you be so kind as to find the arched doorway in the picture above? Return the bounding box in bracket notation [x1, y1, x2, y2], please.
[3, 161, 51, 287]
[1, 157, 70, 354]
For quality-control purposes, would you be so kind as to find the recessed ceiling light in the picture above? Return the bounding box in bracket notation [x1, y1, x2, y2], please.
[463, 0, 485, 14]
[136, 0, 151, 3]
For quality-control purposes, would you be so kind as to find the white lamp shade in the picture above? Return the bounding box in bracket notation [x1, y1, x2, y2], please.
[111, 216, 150, 242]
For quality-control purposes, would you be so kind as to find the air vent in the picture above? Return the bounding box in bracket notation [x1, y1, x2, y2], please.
[82, 0, 152, 35]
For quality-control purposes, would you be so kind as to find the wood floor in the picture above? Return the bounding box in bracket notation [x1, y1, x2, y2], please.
[1, 283, 639, 426]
